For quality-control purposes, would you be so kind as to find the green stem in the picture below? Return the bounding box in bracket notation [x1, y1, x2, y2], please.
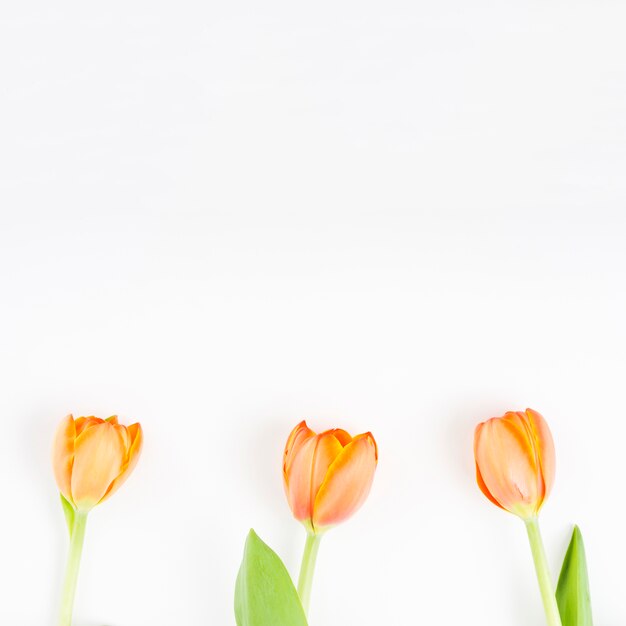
[58, 511, 88, 626]
[297, 532, 322, 615]
[525, 516, 562, 626]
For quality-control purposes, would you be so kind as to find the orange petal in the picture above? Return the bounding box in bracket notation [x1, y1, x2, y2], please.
[474, 415, 542, 517]
[283, 421, 315, 479]
[525, 408, 556, 502]
[284, 435, 318, 522]
[473, 423, 504, 509]
[127, 422, 142, 448]
[475, 463, 504, 510]
[52, 415, 76, 504]
[99, 423, 143, 504]
[513, 411, 546, 507]
[71, 422, 126, 511]
[313, 432, 377, 530]
[284, 431, 345, 524]
[329, 428, 352, 447]
[75, 416, 104, 436]
[502, 412, 539, 470]
[310, 431, 345, 500]
[112, 423, 130, 449]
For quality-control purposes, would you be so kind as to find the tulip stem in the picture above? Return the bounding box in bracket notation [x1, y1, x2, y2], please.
[297, 532, 322, 615]
[59, 511, 88, 626]
[525, 516, 562, 626]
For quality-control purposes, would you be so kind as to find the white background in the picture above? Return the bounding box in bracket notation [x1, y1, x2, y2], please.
[1, 1, 625, 625]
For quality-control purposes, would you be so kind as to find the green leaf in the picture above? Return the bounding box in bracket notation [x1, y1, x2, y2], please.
[556, 525, 593, 626]
[234, 529, 308, 626]
[59, 493, 75, 537]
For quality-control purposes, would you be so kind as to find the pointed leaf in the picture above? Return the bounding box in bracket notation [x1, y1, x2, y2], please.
[59, 493, 75, 536]
[235, 529, 308, 626]
[556, 526, 593, 626]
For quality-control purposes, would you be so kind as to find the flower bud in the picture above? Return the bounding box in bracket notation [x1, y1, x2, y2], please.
[283, 421, 377, 534]
[474, 408, 555, 519]
[52, 414, 143, 512]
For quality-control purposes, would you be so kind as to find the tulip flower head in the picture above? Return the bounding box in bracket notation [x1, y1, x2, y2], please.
[283, 421, 378, 534]
[52, 414, 143, 512]
[474, 408, 555, 520]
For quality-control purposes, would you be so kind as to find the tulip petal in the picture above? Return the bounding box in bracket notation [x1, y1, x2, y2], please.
[475, 467, 504, 509]
[283, 421, 315, 479]
[284, 435, 319, 522]
[71, 422, 126, 511]
[112, 423, 130, 450]
[473, 423, 505, 511]
[475, 415, 543, 516]
[329, 428, 352, 447]
[52, 415, 76, 505]
[313, 432, 377, 530]
[503, 412, 540, 471]
[284, 430, 344, 524]
[514, 411, 548, 510]
[74, 416, 104, 436]
[310, 431, 344, 500]
[525, 408, 556, 501]
[99, 423, 143, 504]
[127, 422, 142, 448]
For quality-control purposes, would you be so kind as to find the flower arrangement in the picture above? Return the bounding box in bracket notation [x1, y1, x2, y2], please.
[39, 406, 595, 625]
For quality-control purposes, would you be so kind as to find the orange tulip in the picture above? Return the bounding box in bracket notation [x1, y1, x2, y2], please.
[52, 414, 143, 512]
[474, 408, 555, 519]
[283, 421, 378, 534]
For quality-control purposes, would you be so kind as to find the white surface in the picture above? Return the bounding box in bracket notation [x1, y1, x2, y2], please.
[1, 1, 626, 624]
